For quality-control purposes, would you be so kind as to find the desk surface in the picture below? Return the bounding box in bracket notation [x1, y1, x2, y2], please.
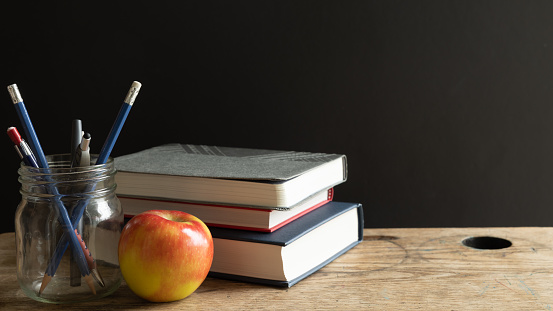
[1, 227, 552, 310]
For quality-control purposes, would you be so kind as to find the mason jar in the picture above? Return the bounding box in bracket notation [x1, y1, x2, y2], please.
[14, 154, 123, 303]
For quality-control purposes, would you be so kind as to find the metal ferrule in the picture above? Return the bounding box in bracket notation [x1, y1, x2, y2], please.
[7, 84, 23, 104]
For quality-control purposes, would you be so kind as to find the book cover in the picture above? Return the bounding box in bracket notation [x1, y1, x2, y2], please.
[114, 144, 347, 210]
[114, 143, 347, 181]
[208, 201, 364, 287]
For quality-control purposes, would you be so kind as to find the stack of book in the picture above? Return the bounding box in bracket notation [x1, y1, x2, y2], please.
[114, 143, 363, 287]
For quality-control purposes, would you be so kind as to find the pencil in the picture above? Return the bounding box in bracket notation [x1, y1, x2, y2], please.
[7, 84, 96, 295]
[96, 81, 141, 164]
[72, 132, 105, 287]
[39, 81, 142, 292]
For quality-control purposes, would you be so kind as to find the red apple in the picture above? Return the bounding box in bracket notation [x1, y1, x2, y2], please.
[118, 210, 213, 302]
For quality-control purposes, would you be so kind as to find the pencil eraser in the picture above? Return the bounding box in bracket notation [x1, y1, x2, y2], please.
[7, 127, 23, 145]
[124, 81, 141, 106]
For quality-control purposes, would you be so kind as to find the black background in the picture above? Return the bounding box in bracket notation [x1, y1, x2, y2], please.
[2, 1, 553, 233]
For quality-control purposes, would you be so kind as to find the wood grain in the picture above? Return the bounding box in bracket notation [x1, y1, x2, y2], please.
[1, 228, 552, 310]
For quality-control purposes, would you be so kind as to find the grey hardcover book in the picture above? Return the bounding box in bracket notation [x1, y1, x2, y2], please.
[114, 143, 347, 210]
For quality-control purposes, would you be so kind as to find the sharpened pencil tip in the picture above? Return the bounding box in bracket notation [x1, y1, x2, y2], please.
[84, 275, 96, 295]
[39, 274, 52, 295]
[91, 268, 105, 287]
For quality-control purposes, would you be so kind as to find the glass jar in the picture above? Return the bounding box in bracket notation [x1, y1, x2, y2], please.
[14, 154, 123, 304]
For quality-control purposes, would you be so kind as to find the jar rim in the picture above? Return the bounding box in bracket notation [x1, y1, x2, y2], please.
[18, 154, 117, 198]
[18, 154, 114, 175]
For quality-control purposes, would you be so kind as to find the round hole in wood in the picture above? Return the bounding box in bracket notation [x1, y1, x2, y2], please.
[462, 236, 512, 250]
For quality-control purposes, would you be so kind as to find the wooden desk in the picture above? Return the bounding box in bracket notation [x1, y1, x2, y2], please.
[1, 228, 552, 310]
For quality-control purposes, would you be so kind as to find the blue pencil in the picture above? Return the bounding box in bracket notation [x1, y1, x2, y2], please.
[7, 84, 96, 295]
[96, 81, 141, 164]
[40, 81, 142, 291]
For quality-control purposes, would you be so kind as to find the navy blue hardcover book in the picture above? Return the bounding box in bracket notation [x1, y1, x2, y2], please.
[208, 201, 364, 287]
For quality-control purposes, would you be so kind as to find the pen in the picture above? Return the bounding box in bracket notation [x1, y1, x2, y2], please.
[72, 132, 91, 167]
[7, 84, 96, 295]
[7, 127, 38, 168]
[72, 132, 105, 286]
[43, 131, 103, 290]
[96, 81, 141, 164]
[69, 119, 83, 286]
[70, 119, 82, 167]
[72, 132, 105, 287]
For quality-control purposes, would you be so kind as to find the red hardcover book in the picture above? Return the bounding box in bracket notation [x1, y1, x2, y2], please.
[120, 189, 334, 232]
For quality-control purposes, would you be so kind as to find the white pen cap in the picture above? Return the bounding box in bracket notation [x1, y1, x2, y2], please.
[124, 81, 141, 106]
[80, 133, 91, 151]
